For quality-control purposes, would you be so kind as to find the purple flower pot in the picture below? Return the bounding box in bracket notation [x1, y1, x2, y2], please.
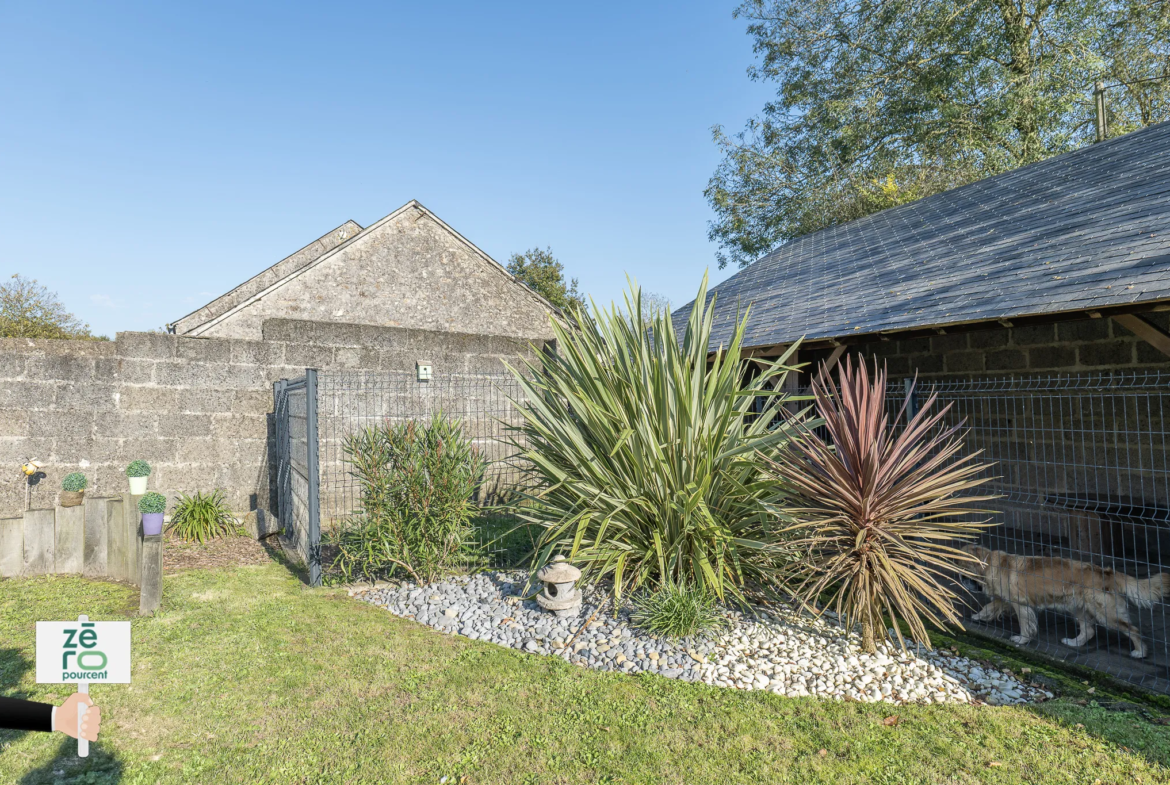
[142, 512, 164, 536]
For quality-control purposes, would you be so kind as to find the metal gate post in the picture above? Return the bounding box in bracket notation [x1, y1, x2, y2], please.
[305, 369, 321, 586]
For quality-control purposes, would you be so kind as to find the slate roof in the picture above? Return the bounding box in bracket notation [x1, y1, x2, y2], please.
[677, 121, 1170, 351]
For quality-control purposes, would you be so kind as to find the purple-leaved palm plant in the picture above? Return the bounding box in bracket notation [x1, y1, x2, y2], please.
[765, 358, 995, 653]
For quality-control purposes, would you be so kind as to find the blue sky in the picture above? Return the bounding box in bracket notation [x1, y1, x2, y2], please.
[0, 2, 771, 337]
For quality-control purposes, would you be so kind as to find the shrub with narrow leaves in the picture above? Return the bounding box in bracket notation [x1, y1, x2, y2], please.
[61, 472, 87, 492]
[169, 490, 239, 543]
[329, 413, 487, 585]
[764, 359, 994, 653]
[506, 276, 806, 603]
[631, 582, 728, 639]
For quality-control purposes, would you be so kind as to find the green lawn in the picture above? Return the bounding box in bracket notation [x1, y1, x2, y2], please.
[3, 563, 1169, 785]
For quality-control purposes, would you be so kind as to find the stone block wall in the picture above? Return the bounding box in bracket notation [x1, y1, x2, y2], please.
[848, 313, 1170, 378]
[0, 320, 549, 517]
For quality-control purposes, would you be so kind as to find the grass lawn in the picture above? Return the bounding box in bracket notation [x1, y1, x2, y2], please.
[3, 561, 1170, 784]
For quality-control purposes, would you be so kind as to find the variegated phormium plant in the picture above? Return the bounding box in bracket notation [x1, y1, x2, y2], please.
[764, 358, 994, 653]
[506, 275, 807, 603]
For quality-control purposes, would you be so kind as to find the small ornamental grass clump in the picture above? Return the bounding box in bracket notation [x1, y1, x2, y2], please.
[506, 276, 806, 604]
[126, 460, 151, 477]
[631, 583, 728, 640]
[330, 412, 487, 585]
[61, 472, 88, 492]
[137, 491, 167, 515]
[764, 359, 994, 654]
[169, 490, 240, 543]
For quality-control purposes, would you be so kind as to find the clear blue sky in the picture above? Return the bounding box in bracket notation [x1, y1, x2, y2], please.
[0, 1, 771, 337]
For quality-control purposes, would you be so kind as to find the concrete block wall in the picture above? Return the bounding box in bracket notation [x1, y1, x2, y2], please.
[852, 314, 1170, 378]
[0, 319, 550, 517]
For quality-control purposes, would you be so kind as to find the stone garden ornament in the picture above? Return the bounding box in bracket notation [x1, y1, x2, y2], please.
[535, 555, 582, 617]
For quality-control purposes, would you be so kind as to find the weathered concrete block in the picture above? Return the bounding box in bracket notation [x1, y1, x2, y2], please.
[95, 411, 157, 438]
[175, 337, 233, 363]
[243, 509, 281, 540]
[178, 388, 234, 413]
[232, 388, 273, 414]
[118, 437, 179, 465]
[283, 343, 334, 369]
[24, 354, 97, 383]
[22, 508, 55, 575]
[155, 413, 212, 439]
[94, 357, 157, 384]
[0, 516, 22, 577]
[56, 382, 119, 411]
[210, 413, 266, 440]
[54, 503, 84, 573]
[230, 339, 284, 367]
[120, 385, 182, 412]
[83, 497, 111, 577]
[0, 409, 30, 438]
[115, 331, 177, 360]
[0, 380, 60, 409]
[0, 353, 26, 379]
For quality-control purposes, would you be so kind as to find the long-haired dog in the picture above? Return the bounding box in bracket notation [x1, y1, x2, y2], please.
[962, 545, 1170, 658]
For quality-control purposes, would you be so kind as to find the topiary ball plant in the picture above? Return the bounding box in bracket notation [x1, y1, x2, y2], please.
[138, 492, 167, 514]
[61, 472, 88, 492]
[60, 471, 88, 507]
[126, 460, 151, 478]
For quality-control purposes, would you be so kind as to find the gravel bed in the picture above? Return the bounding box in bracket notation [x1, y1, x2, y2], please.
[354, 571, 1052, 706]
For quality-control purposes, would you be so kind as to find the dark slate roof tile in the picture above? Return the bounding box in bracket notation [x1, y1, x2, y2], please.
[678, 121, 1170, 348]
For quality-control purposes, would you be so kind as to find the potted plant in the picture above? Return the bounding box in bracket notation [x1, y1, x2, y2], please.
[60, 472, 87, 507]
[126, 460, 151, 495]
[138, 491, 167, 536]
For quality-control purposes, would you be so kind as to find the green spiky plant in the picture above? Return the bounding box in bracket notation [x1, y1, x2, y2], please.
[169, 490, 240, 543]
[61, 472, 87, 492]
[631, 582, 729, 639]
[763, 358, 995, 653]
[506, 275, 807, 604]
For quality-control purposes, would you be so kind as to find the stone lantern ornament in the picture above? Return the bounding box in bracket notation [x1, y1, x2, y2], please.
[535, 555, 582, 617]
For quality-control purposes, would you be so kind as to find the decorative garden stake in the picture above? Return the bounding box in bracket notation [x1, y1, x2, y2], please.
[535, 555, 582, 617]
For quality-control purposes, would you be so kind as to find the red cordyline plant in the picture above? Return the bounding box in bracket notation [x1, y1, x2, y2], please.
[764, 358, 994, 653]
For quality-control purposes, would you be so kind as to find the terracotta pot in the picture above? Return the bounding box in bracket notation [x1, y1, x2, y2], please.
[129, 476, 148, 495]
[59, 490, 85, 508]
[141, 512, 164, 536]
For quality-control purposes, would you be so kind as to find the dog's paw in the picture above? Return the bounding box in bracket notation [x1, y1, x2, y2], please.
[1060, 637, 1083, 648]
[1009, 635, 1031, 646]
[1131, 648, 1148, 659]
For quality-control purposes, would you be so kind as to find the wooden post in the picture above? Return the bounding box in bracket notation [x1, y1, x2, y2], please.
[22, 509, 55, 575]
[83, 497, 110, 578]
[139, 534, 163, 614]
[54, 504, 85, 574]
[122, 493, 144, 586]
[0, 516, 22, 577]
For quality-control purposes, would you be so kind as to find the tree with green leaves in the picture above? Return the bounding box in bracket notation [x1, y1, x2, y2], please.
[0, 274, 104, 339]
[506, 247, 586, 314]
[708, 0, 1170, 268]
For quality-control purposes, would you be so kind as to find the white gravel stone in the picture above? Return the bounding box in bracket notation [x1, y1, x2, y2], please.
[352, 571, 1049, 706]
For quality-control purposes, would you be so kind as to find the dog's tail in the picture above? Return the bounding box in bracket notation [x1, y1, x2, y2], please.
[1120, 573, 1170, 608]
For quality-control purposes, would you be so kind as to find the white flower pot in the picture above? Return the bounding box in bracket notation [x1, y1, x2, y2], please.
[128, 476, 148, 495]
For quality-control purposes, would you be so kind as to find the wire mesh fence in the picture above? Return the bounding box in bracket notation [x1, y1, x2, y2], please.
[315, 370, 537, 569]
[890, 370, 1170, 693]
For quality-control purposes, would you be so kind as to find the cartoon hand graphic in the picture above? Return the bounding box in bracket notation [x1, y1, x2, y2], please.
[54, 693, 100, 742]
